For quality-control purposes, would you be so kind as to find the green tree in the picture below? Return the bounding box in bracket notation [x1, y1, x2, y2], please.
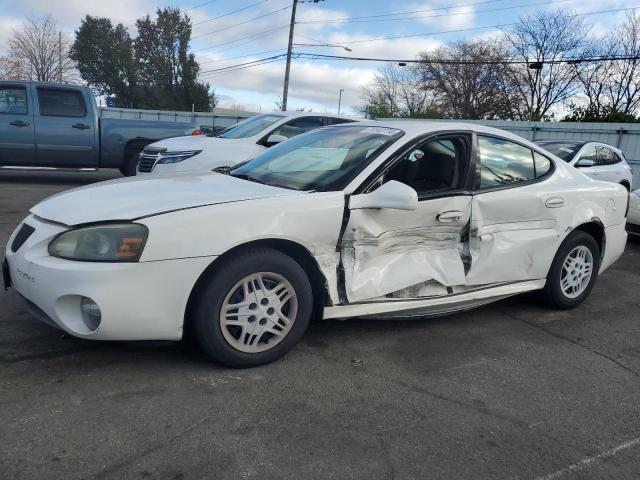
[135, 8, 213, 111]
[70, 16, 138, 108]
[72, 9, 214, 111]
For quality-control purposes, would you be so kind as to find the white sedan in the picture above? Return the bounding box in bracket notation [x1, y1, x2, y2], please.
[137, 111, 356, 175]
[4, 122, 629, 367]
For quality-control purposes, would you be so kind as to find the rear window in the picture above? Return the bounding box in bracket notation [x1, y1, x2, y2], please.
[0, 86, 28, 114]
[37, 88, 87, 117]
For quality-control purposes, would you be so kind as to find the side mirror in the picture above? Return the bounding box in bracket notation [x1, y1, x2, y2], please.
[349, 180, 418, 211]
[575, 158, 595, 167]
[265, 134, 288, 146]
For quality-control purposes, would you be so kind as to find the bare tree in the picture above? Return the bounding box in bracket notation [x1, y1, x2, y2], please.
[416, 40, 518, 120]
[0, 55, 31, 80]
[576, 11, 640, 118]
[360, 63, 437, 118]
[502, 10, 588, 120]
[9, 16, 75, 82]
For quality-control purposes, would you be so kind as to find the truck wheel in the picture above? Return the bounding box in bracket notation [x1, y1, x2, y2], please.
[120, 152, 140, 176]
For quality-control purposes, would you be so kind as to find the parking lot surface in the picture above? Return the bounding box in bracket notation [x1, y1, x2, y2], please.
[1, 169, 639, 479]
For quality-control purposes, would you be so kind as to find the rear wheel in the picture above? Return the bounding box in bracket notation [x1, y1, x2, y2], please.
[542, 231, 600, 309]
[191, 248, 313, 367]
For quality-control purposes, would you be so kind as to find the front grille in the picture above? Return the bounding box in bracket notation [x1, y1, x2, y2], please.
[137, 152, 160, 173]
[11, 223, 35, 252]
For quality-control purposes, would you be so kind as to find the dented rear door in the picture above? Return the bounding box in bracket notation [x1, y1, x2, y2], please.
[465, 134, 560, 285]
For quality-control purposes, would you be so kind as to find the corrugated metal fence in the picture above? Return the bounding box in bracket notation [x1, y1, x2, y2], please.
[98, 107, 255, 131]
[385, 119, 640, 188]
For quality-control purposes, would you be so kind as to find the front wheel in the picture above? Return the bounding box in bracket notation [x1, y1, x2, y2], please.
[541, 231, 600, 309]
[119, 152, 140, 176]
[191, 248, 313, 367]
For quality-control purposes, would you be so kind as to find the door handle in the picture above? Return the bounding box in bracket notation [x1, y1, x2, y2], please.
[9, 120, 30, 127]
[72, 123, 91, 130]
[591, 171, 599, 175]
[545, 197, 564, 208]
[437, 210, 463, 223]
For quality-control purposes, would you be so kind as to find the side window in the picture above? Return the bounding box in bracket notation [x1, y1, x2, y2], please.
[0, 86, 28, 114]
[533, 151, 552, 178]
[37, 88, 87, 117]
[579, 145, 597, 164]
[326, 117, 354, 125]
[477, 136, 535, 188]
[597, 146, 619, 165]
[269, 116, 324, 139]
[382, 136, 467, 196]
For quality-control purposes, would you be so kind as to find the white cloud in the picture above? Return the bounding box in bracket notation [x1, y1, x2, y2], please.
[406, 2, 476, 30]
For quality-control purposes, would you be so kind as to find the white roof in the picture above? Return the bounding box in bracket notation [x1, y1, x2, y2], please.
[347, 119, 533, 145]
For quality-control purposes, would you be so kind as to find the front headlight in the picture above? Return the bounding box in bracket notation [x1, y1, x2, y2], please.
[49, 224, 148, 262]
[156, 150, 202, 164]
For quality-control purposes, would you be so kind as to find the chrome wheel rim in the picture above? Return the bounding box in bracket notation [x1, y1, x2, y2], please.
[560, 246, 594, 299]
[220, 272, 298, 353]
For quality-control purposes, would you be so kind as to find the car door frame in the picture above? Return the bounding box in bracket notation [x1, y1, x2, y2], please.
[465, 131, 560, 286]
[571, 142, 601, 179]
[31, 83, 99, 167]
[335, 129, 477, 305]
[0, 82, 36, 165]
[256, 115, 328, 148]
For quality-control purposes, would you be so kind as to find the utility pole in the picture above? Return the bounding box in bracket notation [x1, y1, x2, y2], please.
[58, 31, 62, 83]
[338, 89, 344, 115]
[282, 0, 298, 111]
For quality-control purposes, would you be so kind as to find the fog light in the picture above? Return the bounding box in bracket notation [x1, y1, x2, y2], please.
[80, 297, 101, 331]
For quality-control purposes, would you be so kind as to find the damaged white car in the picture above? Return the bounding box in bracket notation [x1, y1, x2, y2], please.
[3, 121, 629, 367]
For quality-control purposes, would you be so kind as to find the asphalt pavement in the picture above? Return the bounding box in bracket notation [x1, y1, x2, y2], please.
[1, 169, 639, 479]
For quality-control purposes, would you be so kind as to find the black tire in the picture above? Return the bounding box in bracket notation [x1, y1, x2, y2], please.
[191, 248, 313, 367]
[541, 230, 600, 309]
[119, 152, 140, 177]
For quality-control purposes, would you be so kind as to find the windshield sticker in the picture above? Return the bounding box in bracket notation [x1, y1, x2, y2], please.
[559, 147, 574, 153]
[361, 126, 401, 136]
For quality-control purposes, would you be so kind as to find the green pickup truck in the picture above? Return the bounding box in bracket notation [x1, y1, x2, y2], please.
[0, 81, 198, 176]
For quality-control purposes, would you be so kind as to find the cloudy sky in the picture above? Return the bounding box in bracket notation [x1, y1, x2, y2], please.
[1, 0, 639, 114]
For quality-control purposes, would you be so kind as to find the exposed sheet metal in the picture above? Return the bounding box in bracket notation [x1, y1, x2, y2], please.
[341, 196, 472, 302]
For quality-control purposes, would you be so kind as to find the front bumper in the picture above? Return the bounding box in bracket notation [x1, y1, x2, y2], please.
[5, 215, 215, 341]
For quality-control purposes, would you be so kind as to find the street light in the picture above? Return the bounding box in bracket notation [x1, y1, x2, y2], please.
[338, 89, 344, 115]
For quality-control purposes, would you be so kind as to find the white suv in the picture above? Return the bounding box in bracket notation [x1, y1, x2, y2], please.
[534, 140, 633, 189]
[137, 112, 356, 175]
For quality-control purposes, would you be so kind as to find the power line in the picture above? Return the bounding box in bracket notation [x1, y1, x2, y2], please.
[296, 52, 640, 65]
[192, 24, 289, 53]
[192, 4, 290, 39]
[184, 0, 219, 12]
[297, 0, 507, 24]
[197, 48, 288, 66]
[193, 0, 271, 26]
[200, 53, 288, 74]
[298, 0, 573, 25]
[329, 6, 640, 45]
[200, 56, 288, 76]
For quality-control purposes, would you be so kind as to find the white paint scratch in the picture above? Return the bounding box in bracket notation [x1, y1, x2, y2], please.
[535, 437, 640, 480]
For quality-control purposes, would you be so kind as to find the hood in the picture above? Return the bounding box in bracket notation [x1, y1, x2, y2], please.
[148, 135, 247, 151]
[31, 172, 302, 225]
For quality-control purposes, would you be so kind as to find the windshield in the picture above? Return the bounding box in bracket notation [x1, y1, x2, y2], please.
[535, 141, 582, 161]
[219, 114, 284, 139]
[229, 125, 404, 191]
